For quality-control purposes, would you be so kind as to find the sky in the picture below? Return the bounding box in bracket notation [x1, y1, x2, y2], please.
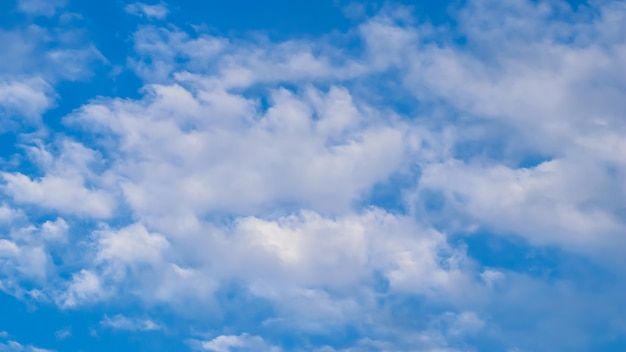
[0, 0, 625, 351]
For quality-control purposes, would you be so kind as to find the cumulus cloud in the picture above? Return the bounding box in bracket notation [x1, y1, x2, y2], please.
[1, 0, 625, 351]
[0, 218, 70, 296]
[0, 204, 23, 224]
[1, 173, 115, 218]
[67, 83, 409, 217]
[0, 77, 54, 126]
[416, 159, 626, 260]
[1, 140, 117, 218]
[59, 269, 107, 308]
[96, 223, 169, 265]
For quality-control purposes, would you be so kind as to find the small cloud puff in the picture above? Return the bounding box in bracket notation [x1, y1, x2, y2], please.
[54, 328, 71, 341]
[190, 334, 281, 352]
[124, 2, 169, 20]
[100, 314, 163, 332]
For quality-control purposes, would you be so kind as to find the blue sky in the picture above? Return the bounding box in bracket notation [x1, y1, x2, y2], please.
[1, 0, 625, 351]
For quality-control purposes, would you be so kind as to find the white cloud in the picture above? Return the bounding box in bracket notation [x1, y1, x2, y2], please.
[127, 25, 364, 84]
[0, 25, 99, 81]
[1, 173, 115, 218]
[60, 269, 107, 308]
[366, 0, 626, 267]
[191, 334, 281, 352]
[17, 0, 66, 17]
[0, 204, 23, 224]
[416, 158, 626, 260]
[0, 340, 54, 352]
[96, 223, 169, 265]
[0, 240, 19, 257]
[0, 7, 106, 134]
[54, 328, 71, 341]
[40, 218, 69, 243]
[59, 208, 470, 329]
[1, 140, 117, 218]
[446, 312, 486, 336]
[1, 0, 625, 350]
[0, 77, 54, 125]
[481, 268, 505, 289]
[67, 83, 409, 218]
[101, 314, 163, 331]
[125, 2, 169, 20]
[0, 216, 77, 301]
[358, 10, 418, 70]
[0, 238, 48, 282]
[46, 46, 106, 81]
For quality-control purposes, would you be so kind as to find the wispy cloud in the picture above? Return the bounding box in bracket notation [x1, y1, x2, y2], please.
[0, 0, 625, 351]
[54, 328, 71, 341]
[101, 314, 163, 332]
[0, 334, 54, 352]
[16, 0, 66, 17]
[124, 2, 169, 20]
[189, 334, 281, 352]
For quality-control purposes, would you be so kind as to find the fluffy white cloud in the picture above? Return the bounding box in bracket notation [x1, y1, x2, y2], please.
[96, 223, 168, 265]
[1, 140, 117, 218]
[55, 209, 469, 326]
[416, 158, 626, 261]
[0, 204, 23, 224]
[59, 269, 107, 308]
[67, 83, 410, 217]
[386, 0, 626, 268]
[0, 77, 54, 126]
[0, 217, 69, 297]
[1, 0, 625, 350]
[1, 173, 115, 218]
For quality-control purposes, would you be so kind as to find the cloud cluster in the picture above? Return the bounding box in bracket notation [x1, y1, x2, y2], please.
[1, 0, 625, 351]
[0, 6, 103, 132]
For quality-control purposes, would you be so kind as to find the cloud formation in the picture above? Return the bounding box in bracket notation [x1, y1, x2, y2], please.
[0, 0, 625, 351]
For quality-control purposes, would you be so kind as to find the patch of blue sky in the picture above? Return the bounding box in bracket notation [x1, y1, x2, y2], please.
[362, 165, 420, 214]
[0, 293, 185, 351]
[460, 229, 611, 281]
